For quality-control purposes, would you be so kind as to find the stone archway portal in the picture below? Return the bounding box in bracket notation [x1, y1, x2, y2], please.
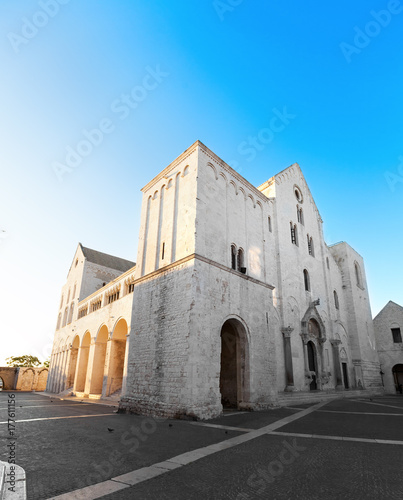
[219, 319, 250, 410]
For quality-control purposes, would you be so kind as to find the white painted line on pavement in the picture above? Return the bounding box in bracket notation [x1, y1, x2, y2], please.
[270, 431, 403, 446]
[350, 399, 403, 411]
[0, 403, 93, 410]
[222, 411, 249, 417]
[187, 421, 254, 432]
[317, 410, 403, 416]
[0, 413, 115, 425]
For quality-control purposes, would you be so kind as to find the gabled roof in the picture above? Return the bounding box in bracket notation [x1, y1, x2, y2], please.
[80, 244, 135, 273]
[374, 300, 403, 321]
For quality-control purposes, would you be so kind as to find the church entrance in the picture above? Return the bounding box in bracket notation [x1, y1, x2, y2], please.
[219, 319, 249, 409]
[392, 364, 403, 392]
[307, 341, 317, 390]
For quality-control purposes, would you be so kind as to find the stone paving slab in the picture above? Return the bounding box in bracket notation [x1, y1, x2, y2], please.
[280, 409, 403, 441]
[103, 434, 403, 500]
[206, 407, 301, 430]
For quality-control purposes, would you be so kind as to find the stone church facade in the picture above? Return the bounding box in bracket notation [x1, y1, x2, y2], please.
[47, 141, 383, 419]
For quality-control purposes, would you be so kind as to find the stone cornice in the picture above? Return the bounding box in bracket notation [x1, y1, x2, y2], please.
[195, 253, 275, 290]
[140, 141, 200, 193]
[198, 143, 270, 204]
[127, 253, 275, 290]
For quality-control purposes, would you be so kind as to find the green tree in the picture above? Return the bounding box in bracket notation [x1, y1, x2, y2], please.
[43, 357, 50, 368]
[6, 355, 42, 367]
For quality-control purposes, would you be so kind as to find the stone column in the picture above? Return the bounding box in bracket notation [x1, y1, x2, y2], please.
[121, 331, 131, 398]
[46, 353, 56, 392]
[102, 334, 113, 398]
[300, 333, 311, 389]
[331, 339, 343, 389]
[64, 347, 72, 390]
[300, 333, 310, 374]
[73, 346, 89, 393]
[282, 327, 295, 391]
[84, 338, 97, 395]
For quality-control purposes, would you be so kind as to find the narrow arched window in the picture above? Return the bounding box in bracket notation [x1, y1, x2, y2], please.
[326, 257, 330, 270]
[297, 206, 304, 224]
[268, 216, 272, 233]
[307, 236, 314, 257]
[303, 269, 310, 291]
[68, 303, 74, 324]
[237, 248, 245, 272]
[290, 223, 298, 245]
[56, 313, 62, 330]
[355, 262, 363, 288]
[231, 245, 237, 270]
[62, 307, 68, 328]
[334, 290, 339, 310]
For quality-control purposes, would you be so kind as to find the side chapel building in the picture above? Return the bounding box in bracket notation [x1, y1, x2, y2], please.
[47, 141, 383, 419]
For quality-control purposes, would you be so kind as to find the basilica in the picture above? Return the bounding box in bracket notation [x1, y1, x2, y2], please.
[46, 141, 383, 419]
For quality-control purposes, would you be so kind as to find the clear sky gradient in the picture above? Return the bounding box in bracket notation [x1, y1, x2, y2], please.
[1, 0, 402, 365]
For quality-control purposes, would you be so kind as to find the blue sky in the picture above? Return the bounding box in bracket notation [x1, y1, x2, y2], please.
[1, 0, 402, 364]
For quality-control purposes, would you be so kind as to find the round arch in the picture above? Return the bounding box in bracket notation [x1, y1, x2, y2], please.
[392, 364, 403, 392]
[112, 318, 128, 340]
[66, 334, 80, 389]
[75, 331, 92, 392]
[95, 324, 109, 343]
[90, 325, 109, 395]
[105, 318, 128, 396]
[81, 331, 91, 347]
[219, 316, 250, 410]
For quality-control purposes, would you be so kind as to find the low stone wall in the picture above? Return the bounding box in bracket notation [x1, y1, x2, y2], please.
[0, 367, 48, 391]
[0, 368, 18, 391]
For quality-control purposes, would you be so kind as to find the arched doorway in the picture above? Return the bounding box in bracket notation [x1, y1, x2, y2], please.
[106, 319, 127, 396]
[67, 336, 80, 388]
[90, 326, 108, 395]
[219, 318, 250, 409]
[392, 364, 403, 392]
[307, 341, 317, 390]
[75, 331, 91, 393]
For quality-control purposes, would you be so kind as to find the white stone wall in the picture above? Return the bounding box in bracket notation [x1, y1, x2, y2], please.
[329, 242, 380, 388]
[374, 301, 403, 393]
[122, 259, 195, 417]
[135, 145, 198, 279]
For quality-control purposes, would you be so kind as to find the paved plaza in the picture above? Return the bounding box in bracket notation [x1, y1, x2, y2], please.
[1, 392, 403, 499]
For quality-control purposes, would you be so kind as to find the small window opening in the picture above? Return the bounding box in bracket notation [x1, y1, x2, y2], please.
[231, 245, 236, 270]
[303, 269, 310, 291]
[334, 290, 339, 310]
[392, 328, 402, 343]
